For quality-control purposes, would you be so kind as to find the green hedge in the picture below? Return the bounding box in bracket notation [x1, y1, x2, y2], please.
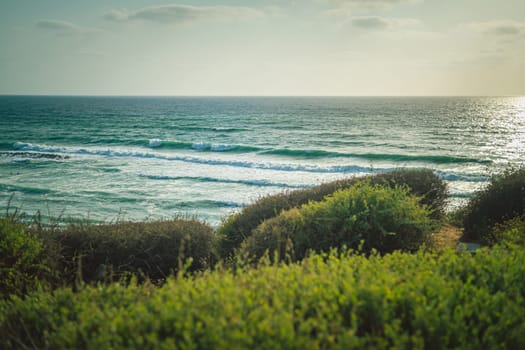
[0, 218, 49, 297]
[45, 219, 218, 284]
[218, 169, 447, 258]
[462, 167, 525, 244]
[1, 246, 523, 349]
[242, 181, 434, 262]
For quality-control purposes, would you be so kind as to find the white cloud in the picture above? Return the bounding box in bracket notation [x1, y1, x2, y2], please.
[336, 0, 415, 5]
[345, 16, 419, 31]
[323, 0, 419, 11]
[467, 20, 525, 37]
[36, 20, 81, 32]
[36, 19, 102, 36]
[351, 16, 389, 29]
[104, 4, 266, 24]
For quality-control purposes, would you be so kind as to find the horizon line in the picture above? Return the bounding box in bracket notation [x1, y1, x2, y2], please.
[1, 94, 523, 98]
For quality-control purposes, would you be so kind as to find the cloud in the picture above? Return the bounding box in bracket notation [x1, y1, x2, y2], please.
[347, 16, 419, 31]
[467, 20, 525, 37]
[36, 20, 81, 33]
[104, 4, 265, 24]
[350, 16, 389, 29]
[324, 0, 419, 11]
[36, 19, 102, 36]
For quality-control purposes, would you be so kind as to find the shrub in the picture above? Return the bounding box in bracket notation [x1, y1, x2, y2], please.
[218, 169, 447, 258]
[1, 246, 524, 349]
[241, 181, 434, 262]
[0, 217, 49, 297]
[462, 167, 525, 244]
[45, 218, 217, 284]
[489, 215, 525, 247]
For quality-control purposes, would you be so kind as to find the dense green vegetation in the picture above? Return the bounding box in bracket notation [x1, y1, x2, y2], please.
[0, 217, 49, 297]
[489, 215, 525, 247]
[218, 169, 447, 258]
[44, 219, 218, 285]
[461, 167, 525, 245]
[1, 246, 524, 349]
[2, 167, 525, 349]
[242, 181, 434, 262]
[0, 218, 217, 293]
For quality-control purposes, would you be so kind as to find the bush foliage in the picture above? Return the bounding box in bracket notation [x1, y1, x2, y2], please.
[1, 246, 524, 349]
[3, 166, 525, 348]
[218, 169, 447, 258]
[45, 218, 217, 284]
[462, 167, 525, 244]
[0, 217, 50, 297]
[489, 215, 525, 247]
[241, 181, 434, 262]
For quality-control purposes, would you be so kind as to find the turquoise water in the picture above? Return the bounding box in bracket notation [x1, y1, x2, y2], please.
[1, 96, 524, 225]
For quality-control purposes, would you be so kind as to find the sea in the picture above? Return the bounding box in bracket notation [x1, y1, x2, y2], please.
[1, 96, 524, 226]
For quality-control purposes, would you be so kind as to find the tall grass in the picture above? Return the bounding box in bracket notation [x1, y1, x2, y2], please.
[42, 218, 218, 285]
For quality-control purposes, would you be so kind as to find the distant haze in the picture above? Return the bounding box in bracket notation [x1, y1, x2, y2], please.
[1, 0, 524, 96]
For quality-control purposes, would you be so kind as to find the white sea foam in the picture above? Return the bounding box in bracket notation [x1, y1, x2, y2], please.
[210, 144, 236, 152]
[191, 143, 210, 151]
[14, 141, 490, 187]
[14, 142, 66, 153]
[13, 142, 379, 174]
[148, 139, 162, 148]
[190, 143, 236, 152]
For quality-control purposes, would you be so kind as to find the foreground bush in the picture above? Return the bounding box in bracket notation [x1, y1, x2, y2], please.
[0, 217, 49, 297]
[218, 169, 447, 258]
[242, 182, 434, 262]
[45, 218, 217, 284]
[1, 246, 524, 349]
[489, 215, 525, 247]
[462, 167, 525, 244]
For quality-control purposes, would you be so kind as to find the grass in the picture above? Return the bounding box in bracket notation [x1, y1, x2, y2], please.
[429, 225, 463, 250]
[41, 218, 218, 285]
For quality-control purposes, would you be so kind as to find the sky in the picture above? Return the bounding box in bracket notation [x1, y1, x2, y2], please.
[1, 0, 524, 96]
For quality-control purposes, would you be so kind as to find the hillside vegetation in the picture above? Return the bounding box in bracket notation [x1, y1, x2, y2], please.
[1, 247, 524, 349]
[2, 167, 525, 349]
[242, 181, 434, 262]
[218, 169, 447, 258]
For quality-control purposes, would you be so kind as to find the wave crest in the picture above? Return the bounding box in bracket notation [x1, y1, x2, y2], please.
[146, 139, 260, 153]
[139, 174, 307, 188]
[12, 142, 491, 180]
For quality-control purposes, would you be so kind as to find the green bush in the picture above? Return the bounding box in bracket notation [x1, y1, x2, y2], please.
[242, 181, 434, 262]
[462, 167, 525, 244]
[45, 218, 218, 284]
[1, 246, 524, 349]
[0, 217, 49, 297]
[489, 215, 525, 247]
[218, 169, 447, 258]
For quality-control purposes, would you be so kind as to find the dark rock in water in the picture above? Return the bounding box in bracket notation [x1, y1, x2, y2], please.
[0, 151, 70, 160]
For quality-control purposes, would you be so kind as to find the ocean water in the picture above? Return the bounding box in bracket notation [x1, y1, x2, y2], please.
[1, 96, 524, 226]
